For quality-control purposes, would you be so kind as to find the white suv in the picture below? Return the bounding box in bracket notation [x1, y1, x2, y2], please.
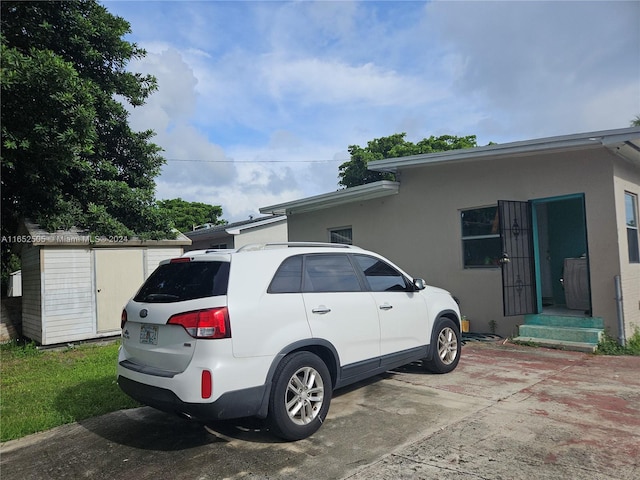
[117, 243, 461, 440]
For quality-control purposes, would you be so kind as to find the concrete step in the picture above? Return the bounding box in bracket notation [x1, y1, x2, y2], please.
[524, 314, 604, 329]
[518, 324, 603, 344]
[512, 336, 599, 353]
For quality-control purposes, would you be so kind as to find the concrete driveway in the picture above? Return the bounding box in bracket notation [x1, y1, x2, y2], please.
[1, 340, 639, 479]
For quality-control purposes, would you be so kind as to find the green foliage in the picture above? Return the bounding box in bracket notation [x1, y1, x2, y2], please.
[0, 341, 139, 441]
[0, 338, 40, 358]
[596, 327, 640, 356]
[628, 328, 640, 352]
[0, 252, 21, 293]
[488, 320, 497, 335]
[632, 115, 640, 127]
[1, 0, 175, 292]
[158, 198, 226, 233]
[338, 133, 479, 188]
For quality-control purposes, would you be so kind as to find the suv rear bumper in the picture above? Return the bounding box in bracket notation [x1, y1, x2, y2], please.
[117, 376, 267, 421]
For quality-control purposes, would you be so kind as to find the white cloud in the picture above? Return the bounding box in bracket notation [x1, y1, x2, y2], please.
[262, 56, 445, 107]
[425, 0, 640, 140]
[104, 0, 640, 221]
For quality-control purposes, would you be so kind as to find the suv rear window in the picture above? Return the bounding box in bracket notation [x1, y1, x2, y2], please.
[134, 261, 230, 303]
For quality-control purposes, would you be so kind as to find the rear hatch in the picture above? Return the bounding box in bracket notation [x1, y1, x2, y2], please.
[121, 256, 230, 374]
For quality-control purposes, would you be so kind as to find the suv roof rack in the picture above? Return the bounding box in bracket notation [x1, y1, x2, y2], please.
[237, 242, 359, 252]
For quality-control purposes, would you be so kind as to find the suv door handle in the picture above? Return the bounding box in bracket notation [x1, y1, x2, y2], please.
[379, 303, 393, 310]
[312, 306, 331, 314]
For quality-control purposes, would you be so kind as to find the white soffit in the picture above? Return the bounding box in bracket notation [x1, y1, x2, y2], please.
[260, 181, 400, 215]
[602, 138, 640, 166]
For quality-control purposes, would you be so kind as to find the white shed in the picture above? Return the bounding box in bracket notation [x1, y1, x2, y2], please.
[17, 221, 191, 345]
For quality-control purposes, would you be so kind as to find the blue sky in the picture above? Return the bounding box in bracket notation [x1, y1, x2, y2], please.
[102, 0, 640, 222]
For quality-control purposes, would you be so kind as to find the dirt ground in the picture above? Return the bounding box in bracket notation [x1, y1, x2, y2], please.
[2, 340, 638, 480]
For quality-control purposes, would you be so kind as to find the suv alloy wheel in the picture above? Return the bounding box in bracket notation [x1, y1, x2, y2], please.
[267, 351, 332, 441]
[423, 317, 461, 374]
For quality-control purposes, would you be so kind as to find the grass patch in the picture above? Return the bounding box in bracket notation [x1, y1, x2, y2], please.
[1, 339, 139, 442]
[596, 327, 640, 356]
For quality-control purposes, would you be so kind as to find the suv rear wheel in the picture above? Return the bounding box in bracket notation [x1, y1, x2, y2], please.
[267, 351, 331, 441]
[423, 317, 461, 374]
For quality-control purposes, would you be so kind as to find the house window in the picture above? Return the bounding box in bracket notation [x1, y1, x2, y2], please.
[329, 227, 353, 245]
[461, 206, 501, 268]
[625, 192, 639, 263]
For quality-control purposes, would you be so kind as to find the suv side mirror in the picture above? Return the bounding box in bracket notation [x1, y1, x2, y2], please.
[413, 278, 426, 290]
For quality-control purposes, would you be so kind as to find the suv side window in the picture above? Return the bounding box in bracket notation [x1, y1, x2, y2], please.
[353, 254, 410, 292]
[268, 255, 303, 293]
[303, 254, 362, 292]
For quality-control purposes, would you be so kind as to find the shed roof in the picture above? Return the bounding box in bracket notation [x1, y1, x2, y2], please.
[19, 220, 191, 248]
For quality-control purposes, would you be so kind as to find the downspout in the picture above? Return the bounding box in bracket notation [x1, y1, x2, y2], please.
[614, 275, 626, 346]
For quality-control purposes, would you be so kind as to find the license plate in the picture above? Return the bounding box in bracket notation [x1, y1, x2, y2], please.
[140, 324, 158, 345]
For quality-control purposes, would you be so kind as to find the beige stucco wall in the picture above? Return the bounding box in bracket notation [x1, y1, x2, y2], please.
[613, 159, 640, 340]
[233, 220, 288, 249]
[287, 148, 635, 339]
[187, 220, 287, 251]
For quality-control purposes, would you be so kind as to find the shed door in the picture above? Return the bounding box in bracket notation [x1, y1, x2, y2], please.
[95, 249, 144, 332]
[498, 200, 537, 316]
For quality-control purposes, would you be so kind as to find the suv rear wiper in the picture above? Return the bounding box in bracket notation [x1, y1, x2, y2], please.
[143, 293, 180, 302]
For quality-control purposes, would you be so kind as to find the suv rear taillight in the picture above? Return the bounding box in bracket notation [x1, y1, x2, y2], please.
[121, 309, 127, 329]
[167, 307, 231, 339]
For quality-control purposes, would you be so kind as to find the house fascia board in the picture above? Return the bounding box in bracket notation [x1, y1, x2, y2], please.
[369, 127, 640, 173]
[186, 215, 286, 238]
[225, 215, 286, 235]
[185, 223, 229, 238]
[260, 181, 400, 215]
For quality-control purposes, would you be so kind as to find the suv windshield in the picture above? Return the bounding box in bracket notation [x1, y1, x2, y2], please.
[134, 261, 230, 303]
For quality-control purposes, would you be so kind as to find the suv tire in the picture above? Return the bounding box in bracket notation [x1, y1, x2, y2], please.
[267, 351, 332, 441]
[423, 317, 461, 374]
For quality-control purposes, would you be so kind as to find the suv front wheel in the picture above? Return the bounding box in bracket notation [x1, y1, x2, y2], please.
[267, 351, 332, 441]
[423, 317, 461, 374]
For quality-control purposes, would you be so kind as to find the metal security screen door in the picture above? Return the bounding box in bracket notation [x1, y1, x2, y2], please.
[498, 200, 537, 316]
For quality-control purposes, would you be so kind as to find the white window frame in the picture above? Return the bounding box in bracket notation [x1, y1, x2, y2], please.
[329, 226, 353, 245]
[625, 192, 639, 263]
[461, 206, 501, 268]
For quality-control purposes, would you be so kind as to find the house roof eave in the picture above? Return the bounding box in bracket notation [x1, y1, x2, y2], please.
[260, 181, 400, 216]
[369, 127, 640, 173]
[184, 215, 287, 239]
[225, 215, 287, 235]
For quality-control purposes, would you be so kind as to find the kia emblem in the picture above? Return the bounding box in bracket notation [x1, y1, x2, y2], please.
[139, 309, 148, 318]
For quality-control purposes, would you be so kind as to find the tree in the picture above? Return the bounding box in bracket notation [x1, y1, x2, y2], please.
[338, 133, 479, 188]
[632, 116, 640, 127]
[1, 1, 174, 290]
[158, 198, 226, 233]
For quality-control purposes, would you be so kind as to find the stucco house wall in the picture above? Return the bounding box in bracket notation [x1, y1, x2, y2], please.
[230, 219, 288, 249]
[279, 132, 640, 340]
[613, 159, 640, 339]
[185, 216, 287, 251]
